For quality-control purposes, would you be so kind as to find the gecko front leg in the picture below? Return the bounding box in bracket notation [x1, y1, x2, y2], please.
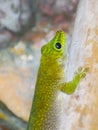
[60, 67, 88, 94]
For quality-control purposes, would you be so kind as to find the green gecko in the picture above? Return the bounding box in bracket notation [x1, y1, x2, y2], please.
[27, 30, 88, 130]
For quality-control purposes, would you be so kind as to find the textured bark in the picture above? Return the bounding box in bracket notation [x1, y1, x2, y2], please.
[61, 0, 98, 130]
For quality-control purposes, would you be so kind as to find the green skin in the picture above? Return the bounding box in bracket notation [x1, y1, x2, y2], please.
[27, 30, 88, 130]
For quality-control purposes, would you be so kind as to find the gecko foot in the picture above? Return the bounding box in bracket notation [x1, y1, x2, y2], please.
[75, 67, 89, 79]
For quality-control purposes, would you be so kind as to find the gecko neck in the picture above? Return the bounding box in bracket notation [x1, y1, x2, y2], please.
[39, 56, 65, 81]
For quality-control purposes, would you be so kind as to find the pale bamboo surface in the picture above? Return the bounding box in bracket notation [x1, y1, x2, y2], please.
[61, 0, 98, 129]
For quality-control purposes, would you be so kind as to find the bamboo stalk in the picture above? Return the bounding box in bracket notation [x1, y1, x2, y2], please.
[62, 0, 98, 130]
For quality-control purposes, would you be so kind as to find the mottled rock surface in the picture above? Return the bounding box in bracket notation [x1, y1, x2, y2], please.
[0, 0, 79, 49]
[0, 0, 37, 48]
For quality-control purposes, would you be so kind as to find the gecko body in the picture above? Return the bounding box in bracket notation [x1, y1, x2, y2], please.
[27, 30, 87, 130]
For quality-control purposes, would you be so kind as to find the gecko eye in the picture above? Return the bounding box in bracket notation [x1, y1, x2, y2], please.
[55, 42, 62, 49]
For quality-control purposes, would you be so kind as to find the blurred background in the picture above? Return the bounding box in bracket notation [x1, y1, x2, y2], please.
[0, 0, 79, 129]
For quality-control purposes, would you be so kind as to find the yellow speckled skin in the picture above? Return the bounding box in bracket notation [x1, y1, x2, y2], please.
[27, 30, 87, 130]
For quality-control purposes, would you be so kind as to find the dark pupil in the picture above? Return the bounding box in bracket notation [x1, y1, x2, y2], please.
[55, 42, 61, 49]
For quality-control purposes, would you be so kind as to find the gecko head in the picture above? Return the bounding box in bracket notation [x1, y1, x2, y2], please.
[41, 30, 66, 62]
